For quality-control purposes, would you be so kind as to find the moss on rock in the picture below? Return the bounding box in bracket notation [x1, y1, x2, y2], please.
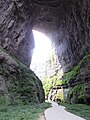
[62, 54, 90, 86]
[62, 65, 80, 85]
[67, 84, 85, 104]
[0, 47, 45, 104]
[63, 54, 90, 104]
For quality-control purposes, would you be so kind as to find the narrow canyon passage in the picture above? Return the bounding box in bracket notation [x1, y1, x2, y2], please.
[0, 0, 90, 120]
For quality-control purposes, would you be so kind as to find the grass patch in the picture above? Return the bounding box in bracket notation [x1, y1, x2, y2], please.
[61, 103, 90, 120]
[0, 102, 50, 120]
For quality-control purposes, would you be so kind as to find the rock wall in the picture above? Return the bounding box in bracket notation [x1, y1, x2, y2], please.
[55, 0, 90, 72]
[0, 0, 34, 67]
[80, 55, 90, 104]
[0, 0, 90, 71]
[0, 0, 90, 104]
[0, 47, 45, 104]
[31, 0, 90, 72]
[31, 0, 90, 104]
[65, 54, 90, 104]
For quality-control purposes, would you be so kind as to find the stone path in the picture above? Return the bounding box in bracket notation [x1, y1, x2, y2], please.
[44, 102, 85, 120]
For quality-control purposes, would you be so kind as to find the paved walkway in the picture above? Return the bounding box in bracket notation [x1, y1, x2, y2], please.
[44, 102, 85, 120]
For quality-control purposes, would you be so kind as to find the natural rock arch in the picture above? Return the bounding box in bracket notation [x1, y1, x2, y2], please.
[32, 0, 90, 72]
[0, 0, 90, 70]
[0, 0, 90, 103]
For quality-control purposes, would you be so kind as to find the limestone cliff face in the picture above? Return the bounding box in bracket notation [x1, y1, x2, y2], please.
[0, 0, 90, 103]
[55, 0, 90, 72]
[0, 47, 45, 103]
[0, 0, 45, 104]
[0, 0, 90, 70]
[0, 0, 34, 67]
[32, 0, 90, 72]
[31, 0, 90, 104]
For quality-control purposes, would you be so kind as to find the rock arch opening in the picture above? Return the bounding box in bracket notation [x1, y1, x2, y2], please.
[0, 0, 90, 104]
[30, 30, 55, 79]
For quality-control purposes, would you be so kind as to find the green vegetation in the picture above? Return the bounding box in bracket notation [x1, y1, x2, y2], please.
[0, 46, 44, 104]
[61, 103, 90, 120]
[0, 46, 47, 120]
[42, 75, 64, 102]
[0, 97, 50, 120]
[43, 50, 63, 100]
[62, 54, 90, 85]
[62, 65, 80, 85]
[43, 52, 90, 103]
[56, 91, 64, 102]
[67, 84, 85, 104]
[79, 54, 90, 65]
[62, 54, 90, 103]
[43, 76, 62, 97]
[1, 60, 39, 104]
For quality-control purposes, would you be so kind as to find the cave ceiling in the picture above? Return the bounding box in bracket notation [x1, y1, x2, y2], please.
[31, 0, 61, 38]
[0, 0, 90, 70]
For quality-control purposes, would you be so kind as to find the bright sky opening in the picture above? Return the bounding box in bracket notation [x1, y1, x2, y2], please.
[30, 30, 53, 79]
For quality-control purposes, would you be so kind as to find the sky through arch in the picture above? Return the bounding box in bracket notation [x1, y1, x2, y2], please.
[30, 30, 53, 79]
